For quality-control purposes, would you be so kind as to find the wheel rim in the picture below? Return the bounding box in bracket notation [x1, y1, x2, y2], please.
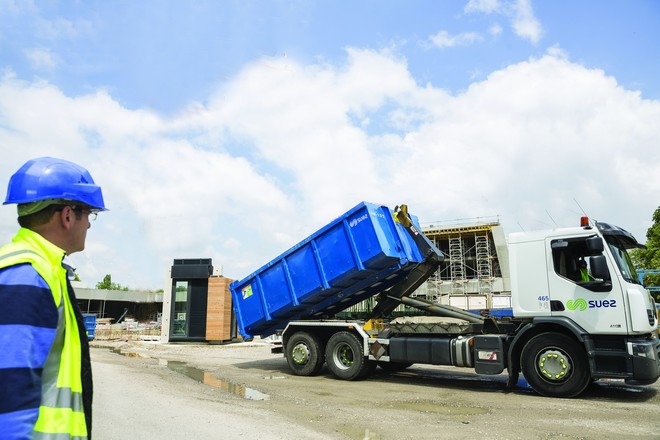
[292, 342, 310, 365]
[536, 348, 572, 382]
[332, 343, 354, 370]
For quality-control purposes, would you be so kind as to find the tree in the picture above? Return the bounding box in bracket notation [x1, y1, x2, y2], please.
[629, 206, 660, 301]
[630, 206, 660, 269]
[96, 274, 129, 291]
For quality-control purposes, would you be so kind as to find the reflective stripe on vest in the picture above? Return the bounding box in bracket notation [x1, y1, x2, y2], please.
[0, 229, 87, 439]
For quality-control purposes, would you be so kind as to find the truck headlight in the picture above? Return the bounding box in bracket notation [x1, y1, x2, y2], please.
[628, 342, 654, 358]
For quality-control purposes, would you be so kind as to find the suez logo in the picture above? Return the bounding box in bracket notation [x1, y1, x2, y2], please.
[348, 211, 386, 228]
[566, 297, 617, 311]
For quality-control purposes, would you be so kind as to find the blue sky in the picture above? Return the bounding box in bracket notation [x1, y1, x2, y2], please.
[1, 1, 659, 289]
[5, 1, 659, 111]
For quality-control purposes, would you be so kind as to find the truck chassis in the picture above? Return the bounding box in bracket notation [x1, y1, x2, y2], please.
[282, 315, 660, 398]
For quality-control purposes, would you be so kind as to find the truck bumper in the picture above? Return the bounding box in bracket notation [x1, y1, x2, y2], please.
[624, 337, 660, 385]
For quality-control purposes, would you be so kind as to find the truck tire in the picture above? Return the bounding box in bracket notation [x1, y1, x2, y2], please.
[325, 331, 370, 380]
[286, 331, 325, 376]
[521, 332, 590, 398]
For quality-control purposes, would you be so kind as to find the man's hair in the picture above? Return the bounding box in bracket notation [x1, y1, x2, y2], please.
[18, 204, 84, 229]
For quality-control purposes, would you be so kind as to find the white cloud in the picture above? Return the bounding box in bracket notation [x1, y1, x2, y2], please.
[0, 0, 37, 16]
[35, 16, 93, 40]
[546, 44, 568, 58]
[465, 0, 503, 14]
[464, 0, 543, 44]
[511, 0, 542, 43]
[430, 30, 484, 48]
[25, 47, 58, 70]
[1, 48, 658, 289]
[489, 23, 503, 37]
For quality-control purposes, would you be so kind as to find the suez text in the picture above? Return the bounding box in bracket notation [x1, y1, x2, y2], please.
[540, 295, 618, 309]
[587, 300, 617, 308]
[349, 211, 386, 228]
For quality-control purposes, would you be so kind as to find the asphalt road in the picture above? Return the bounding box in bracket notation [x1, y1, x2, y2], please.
[91, 341, 660, 440]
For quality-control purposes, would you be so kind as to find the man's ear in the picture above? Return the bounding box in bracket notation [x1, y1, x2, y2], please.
[59, 206, 74, 230]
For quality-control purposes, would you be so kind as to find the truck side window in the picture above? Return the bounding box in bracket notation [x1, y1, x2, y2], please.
[552, 241, 581, 282]
[551, 238, 611, 292]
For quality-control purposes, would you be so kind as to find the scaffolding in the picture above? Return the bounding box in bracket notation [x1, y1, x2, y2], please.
[449, 236, 466, 294]
[475, 234, 493, 294]
[339, 218, 507, 317]
[421, 219, 502, 299]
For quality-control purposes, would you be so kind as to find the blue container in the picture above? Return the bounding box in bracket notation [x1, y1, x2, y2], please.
[466, 308, 514, 319]
[230, 202, 427, 339]
[488, 308, 514, 318]
[82, 314, 97, 340]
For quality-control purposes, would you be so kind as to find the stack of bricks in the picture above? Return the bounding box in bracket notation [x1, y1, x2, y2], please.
[205, 276, 234, 342]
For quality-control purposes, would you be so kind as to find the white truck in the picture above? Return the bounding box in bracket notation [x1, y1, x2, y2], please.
[230, 203, 660, 398]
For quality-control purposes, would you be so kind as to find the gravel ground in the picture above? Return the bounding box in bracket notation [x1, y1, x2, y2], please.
[91, 339, 660, 440]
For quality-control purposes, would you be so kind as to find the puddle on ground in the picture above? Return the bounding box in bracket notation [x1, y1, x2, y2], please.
[163, 360, 270, 401]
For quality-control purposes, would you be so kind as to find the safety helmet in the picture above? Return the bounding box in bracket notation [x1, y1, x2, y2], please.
[3, 157, 107, 210]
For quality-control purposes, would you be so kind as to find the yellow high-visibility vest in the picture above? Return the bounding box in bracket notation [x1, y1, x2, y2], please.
[580, 267, 593, 283]
[0, 228, 87, 439]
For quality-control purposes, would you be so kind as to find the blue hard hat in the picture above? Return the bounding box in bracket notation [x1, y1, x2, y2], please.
[4, 157, 107, 210]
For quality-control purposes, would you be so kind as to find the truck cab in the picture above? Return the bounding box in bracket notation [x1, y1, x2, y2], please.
[510, 219, 656, 333]
[508, 218, 659, 395]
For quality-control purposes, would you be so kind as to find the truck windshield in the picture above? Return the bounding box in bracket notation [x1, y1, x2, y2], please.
[605, 237, 640, 284]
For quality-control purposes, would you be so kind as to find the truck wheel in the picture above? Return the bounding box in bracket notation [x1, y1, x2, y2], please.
[325, 331, 370, 380]
[286, 331, 324, 376]
[521, 333, 590, 398]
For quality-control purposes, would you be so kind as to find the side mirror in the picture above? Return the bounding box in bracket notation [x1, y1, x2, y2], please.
[586, 236, 604, 255]
[590, 255, 610, 281]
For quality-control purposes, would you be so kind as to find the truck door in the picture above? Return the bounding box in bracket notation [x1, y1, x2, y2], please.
[547, 236, 627, 334]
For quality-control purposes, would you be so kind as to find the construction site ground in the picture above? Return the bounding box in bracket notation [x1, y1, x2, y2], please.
[91, 338, 659, 440]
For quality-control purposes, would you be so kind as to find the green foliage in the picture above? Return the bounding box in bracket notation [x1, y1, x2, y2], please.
[643, 274, 660, 302]
[644, 274, 660, 286]
[96, 274, 129, 291]
[631, 206, 660, 302]
[629, 248, 643, 268]
[633, 206, 660, 270]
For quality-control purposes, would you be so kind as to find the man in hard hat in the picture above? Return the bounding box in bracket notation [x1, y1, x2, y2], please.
[0, 157, 107, 439]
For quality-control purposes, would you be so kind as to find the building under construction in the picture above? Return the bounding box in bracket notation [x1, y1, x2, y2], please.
[339, 217, 512, 318]
[418, 217, 511, 310]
